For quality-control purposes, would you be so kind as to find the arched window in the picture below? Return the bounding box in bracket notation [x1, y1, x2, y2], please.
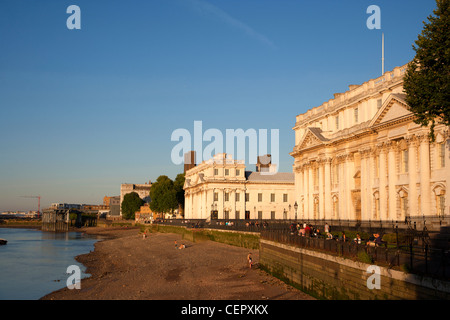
[398, 188, 409, 219]
[332, 195, 339, 219]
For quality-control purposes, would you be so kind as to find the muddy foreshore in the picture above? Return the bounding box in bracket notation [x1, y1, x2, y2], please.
[40, 226, 315, 301]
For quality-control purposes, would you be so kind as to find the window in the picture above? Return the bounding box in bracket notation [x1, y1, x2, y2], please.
[333, 198, 339, 219]
[438, 195, 445, 217]
[258, 193, 263, 202]
[335, 116, 339, 130]
[214, 192, 218, 201]
[270, 193, 275, 202]
[439, 143, 446, 168]
[283, 194, 288, 202]
[271, 211, 276, 219]
[402, 149, 409, 173]
[377, 99, 382, 109]
[258, 211, 263, 220]
[401, 196, 409, 218]
[236, 169, 240, 176]
[354, 108, 359, 123]
[235, 193, 240, 202]
[224, 192, 229, 202]
[314, 168, 319, 187]
[236, 211, 240, 220]
[375, 198, 380, 220]
[225, 169, 229, 176]
[245, 193, 250, 202]
[333, 164, 340, 185]
[375, 156, 380, 178]
[214, 169, 218, 175]
[224, 210, 229, 220]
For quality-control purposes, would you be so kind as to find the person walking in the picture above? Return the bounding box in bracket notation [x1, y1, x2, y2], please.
[247, 253, 253, 269]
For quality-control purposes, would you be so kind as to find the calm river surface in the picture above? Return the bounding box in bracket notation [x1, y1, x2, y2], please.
[0, 228, 99, 300]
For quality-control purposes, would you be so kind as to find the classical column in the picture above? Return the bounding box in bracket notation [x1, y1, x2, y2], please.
[185, 192, 190, 219]
[308, 164, 314, 220]
[338, 156, 345, 220]
[407, 136, 419, 218]
[232, 189, 237, 220]
[303, 166, 308, 220]
[419, 134, 431, 217]
[379, 143, 388, 221]
[387, 141, 397, 220]
[360, 149, 368, 221]
[318, 160, 325, 220]
[345, 153, 355, 221]
[324, 158, 332, 220]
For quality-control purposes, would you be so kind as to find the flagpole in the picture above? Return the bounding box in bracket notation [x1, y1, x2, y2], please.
[382, 33, 385, 75]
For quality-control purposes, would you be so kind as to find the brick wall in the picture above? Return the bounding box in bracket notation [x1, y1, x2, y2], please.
[260, 239, 450, 300]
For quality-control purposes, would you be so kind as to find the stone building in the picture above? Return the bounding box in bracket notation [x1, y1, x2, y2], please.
[291, 64, 449, 222]
[184, 153, 295, 220]
[120, 181, 152, 216]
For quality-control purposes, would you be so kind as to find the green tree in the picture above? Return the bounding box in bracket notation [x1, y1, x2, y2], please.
[403, 0, 450, 141]
[174, 173, 185, 215]
[121, 192, 144, 220]
[149, 175, 178, 215]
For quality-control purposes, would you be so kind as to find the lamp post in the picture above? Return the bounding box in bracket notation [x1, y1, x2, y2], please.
[294, 201, 298, 222]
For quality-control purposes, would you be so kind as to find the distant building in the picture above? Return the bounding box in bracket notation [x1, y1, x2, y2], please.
[50, 203, 82, 210]
[184, 153, 295, 220]
[135, 203, 159, 223]
[120, 181, 152, 216]
[107, 196, 120, 217]
[184, 151, 196, 173]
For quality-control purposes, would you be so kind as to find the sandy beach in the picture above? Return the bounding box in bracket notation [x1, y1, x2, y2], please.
[40, 226, 315, 300]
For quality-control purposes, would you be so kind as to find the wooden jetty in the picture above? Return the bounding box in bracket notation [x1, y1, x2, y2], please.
[42, 209, 70, 232]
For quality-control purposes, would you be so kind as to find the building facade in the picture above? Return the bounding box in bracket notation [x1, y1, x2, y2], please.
[291, 64, 449, 222]
[184, 153, 295, 220]
[120, 181, 152, 216]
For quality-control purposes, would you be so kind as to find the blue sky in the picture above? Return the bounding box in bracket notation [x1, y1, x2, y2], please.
[0, 0, 437, 211]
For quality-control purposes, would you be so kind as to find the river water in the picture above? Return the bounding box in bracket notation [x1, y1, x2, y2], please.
[0, 228, 99, 300]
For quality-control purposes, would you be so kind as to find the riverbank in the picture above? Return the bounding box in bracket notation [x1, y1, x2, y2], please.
[40, 226, 315, 300]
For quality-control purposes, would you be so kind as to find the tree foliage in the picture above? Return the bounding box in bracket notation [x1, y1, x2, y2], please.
[403, 0, 450, 141]
[121, 192, 144, 220]
[174, 173, 185, 211]
[149, 175, 178, 214]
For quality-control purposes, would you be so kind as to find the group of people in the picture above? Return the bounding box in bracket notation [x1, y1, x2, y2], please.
[289, 222, 385, 247]
[174, 240, 186, 250]
[245, 221, 269, 229]
[290, 222, 322, 238]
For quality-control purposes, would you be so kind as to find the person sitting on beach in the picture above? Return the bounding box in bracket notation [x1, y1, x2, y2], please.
[178, 243, 186, 249]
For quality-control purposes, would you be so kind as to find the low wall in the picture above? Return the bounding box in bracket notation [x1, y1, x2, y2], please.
[260, 239, 450, 300]
[142, 224, 260, 249]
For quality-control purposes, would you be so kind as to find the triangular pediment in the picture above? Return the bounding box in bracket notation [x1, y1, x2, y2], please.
[370, 94, 413, 127]
[297, 127, 328, 150]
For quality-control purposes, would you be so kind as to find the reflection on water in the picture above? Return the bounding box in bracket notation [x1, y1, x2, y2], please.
[0, 228, 99, 300]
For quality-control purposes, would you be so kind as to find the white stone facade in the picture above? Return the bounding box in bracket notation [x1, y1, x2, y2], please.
[184, 153, 295, 220]
[291, 64, 449, 222]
